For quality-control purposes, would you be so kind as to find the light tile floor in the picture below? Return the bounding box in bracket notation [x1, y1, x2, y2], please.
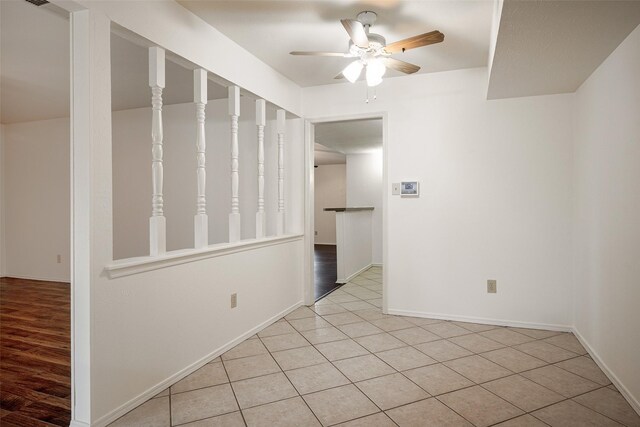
[108, 266, 640, 427]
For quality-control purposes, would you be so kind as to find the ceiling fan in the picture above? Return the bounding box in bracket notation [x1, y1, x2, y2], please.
[290, 11, 444, 87]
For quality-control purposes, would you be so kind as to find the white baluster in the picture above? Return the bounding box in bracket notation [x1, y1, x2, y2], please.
[255, 99, 266, 239]
[277, 109, 286, 235]
[149, 47, 166, 256]
[228, 86, 241, 242]
[194, 69, 208, 248]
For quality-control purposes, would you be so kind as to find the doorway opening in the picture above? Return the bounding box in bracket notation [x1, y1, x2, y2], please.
[309, 117, 385, 304]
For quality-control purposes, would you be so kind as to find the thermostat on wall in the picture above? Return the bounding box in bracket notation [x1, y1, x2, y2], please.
[401, 181, 419, 196]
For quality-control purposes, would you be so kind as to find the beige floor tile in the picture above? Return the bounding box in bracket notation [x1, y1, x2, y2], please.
[303, 384, 379, 426]
[171, 362, 229, 394]
[355, 373, 429, 410]
[315, 339, 370, 361]
[258, 321, 297, 338]
[555, 356, 611, 385]
[261, 332, 309, 352]
[403, 364, 474, 396]
[543, 333, 587, 355]
[351, 308, 388, 321]
[340, 300, 377, 311]
[271, 346, 327, 371]
[573, 387, 640, 426]
[449, 333, 506, 353]
[493, 414, 548, 426]
[414, 339, 473, 362]
[481, 347, 547, 373]
[153, 388, 169, 398]
[390, 326, 441, 345]
[375, 346, 437, 371]
[521, 365, 600, 397]
[479, 329, 536, 346]
[312, 303, 348, 316]
[514, 340, 578, 363]
[242, 396, 321, 427]
[300, 326, 349, 345]
[288, 316, 331, 331]
[344, 289, 381, 300]
[171, 384, 239, 425]
[323, 312, 364, 326]
[452, 321, 501, 333]
[179, 411, 245, 427]
[333, 354, 396, 382]
[404, 317, 443, 327]
[285, 306, 317, 320]
[223, 353, 280, 382]
[222, 339, 268, 361]
[423, 322, 473, 338]
[231, 372, 298, 409]
[338, 321, 384, 338]
[368, 298, 383, 308]
[354, 333, 405, 353]
[386, 398, 472, 427]
[445, 355, 513, 383]
[327, 293, 361, 303]
[335, 412, 396, 427]
[483, 374, 564, 412]
[438, 385, 524, 427]
[284, 362, 350, 395]
[370, 317, 415, 332]
[507, 327, 563, 340]
[109, 396, 170, 427]
[532, 400, 622, 426]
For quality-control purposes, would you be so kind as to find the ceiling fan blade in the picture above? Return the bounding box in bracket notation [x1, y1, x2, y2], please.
[384, 30, 444, 53]
[290, 51, 347, 57]
[340, 19, 370, 48]
[381, 57, 420, 74]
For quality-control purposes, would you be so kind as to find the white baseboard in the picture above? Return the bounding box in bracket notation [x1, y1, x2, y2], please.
[386, 308, 573, 332]
[338, 263, 372, 284]
[92, 301, 303, 427]
[572, 328, 640, 416]
[314, 242, 336, 246]
[3, 273, 70, 283]
[371, 263, 383, 267]
[69, 421, 90, 427]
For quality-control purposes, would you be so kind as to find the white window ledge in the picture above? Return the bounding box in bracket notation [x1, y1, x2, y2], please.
[104, 234, 304, 279]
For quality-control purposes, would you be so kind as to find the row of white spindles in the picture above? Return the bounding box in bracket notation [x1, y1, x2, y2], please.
[147, 46, 286, 256]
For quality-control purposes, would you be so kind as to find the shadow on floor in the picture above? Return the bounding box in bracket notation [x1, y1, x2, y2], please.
[314, 244, 341, 301]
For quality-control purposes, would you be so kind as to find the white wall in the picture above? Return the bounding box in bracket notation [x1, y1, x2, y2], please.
[573, 24, 640, 412]
[314, 163, 345, 245]
[304, 68, 574, 328]
[336, 210, 373, 282]
[113, 97, 295, 259]
[346, 153, 383, 264]
[1, 118, 70, 282]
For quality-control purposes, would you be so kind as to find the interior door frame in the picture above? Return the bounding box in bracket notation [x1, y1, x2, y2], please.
[303, 112, 388, 313]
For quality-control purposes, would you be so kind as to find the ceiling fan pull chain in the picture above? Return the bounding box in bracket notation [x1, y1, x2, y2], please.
[374, 88, 377, 100]
[365, 86, 369, 104]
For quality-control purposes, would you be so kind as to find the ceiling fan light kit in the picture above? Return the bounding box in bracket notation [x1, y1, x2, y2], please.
[290, 10, 444, 89]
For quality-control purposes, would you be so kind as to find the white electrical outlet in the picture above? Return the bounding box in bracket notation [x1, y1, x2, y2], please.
[487, 280, 497, 293]
[231, 293, 237, 308]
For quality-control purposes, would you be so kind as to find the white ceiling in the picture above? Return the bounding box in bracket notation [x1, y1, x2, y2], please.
[488, 0, 640, 99]
[314, 118, 382, 159]
[178, 0, 494, 87]
[1, 0, 69, 124]
[0, 0, 228, 124]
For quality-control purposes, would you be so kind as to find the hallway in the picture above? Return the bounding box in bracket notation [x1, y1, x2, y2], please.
[314, 244, 340, 300]
[107, 266, 638, 427]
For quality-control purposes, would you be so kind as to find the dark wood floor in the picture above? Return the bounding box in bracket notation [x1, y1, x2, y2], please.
[314, 244, 341, 300]
[0, 277, 71, 427]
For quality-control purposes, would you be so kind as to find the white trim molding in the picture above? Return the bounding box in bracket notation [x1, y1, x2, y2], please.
[573, 328, 640, 415]
[105, 234, 303, 279]
[387, 308, 574, 332]
[338, 263, 373, 284]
